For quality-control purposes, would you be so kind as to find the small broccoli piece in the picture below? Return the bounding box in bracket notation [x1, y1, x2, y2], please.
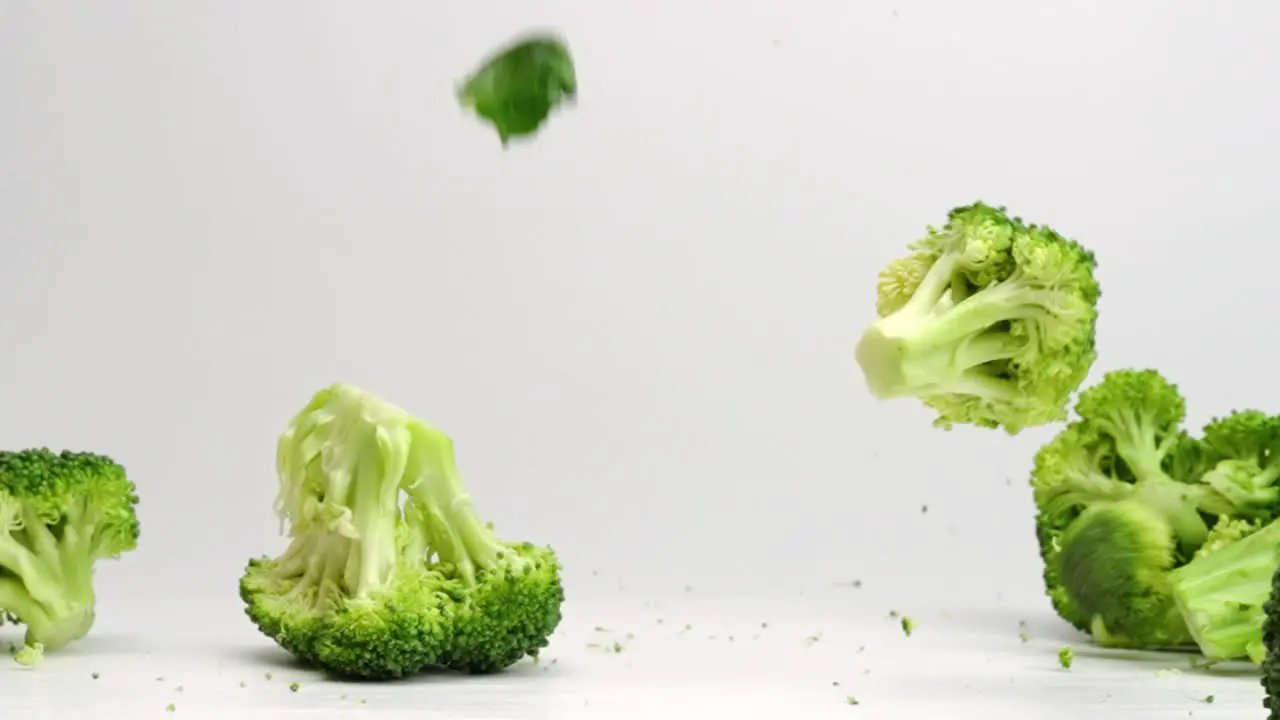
[900, 617, 915, 637]
[0, 450, 140, 651]
[165, 704, 175, 713]
[240, 384, 564, 679]
[846, 695, 860, 705]
[853, 202, 1100, 433]
[1058, 646, 1073, 669]
[457, 33, 576, 145]
[289, 682, 300, 692]
[13, 642, 43, 667]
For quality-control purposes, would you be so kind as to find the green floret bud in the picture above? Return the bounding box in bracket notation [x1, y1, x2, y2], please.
[1055, 500, 1194, 648]
[854, 202, 1100, 434]
[457, 32, 577, 145]
[1194, 410, 1280, 519]
[0, 449, 140, 651]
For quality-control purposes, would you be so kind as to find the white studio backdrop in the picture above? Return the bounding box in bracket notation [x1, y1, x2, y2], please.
[2, 0, 1279, 648]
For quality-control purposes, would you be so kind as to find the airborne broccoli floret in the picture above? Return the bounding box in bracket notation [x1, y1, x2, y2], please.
[853, 202, 1100, 434]
[240, 384, 563, 680]
[457, 32, 576, 146]
[0, 449, 140, 652]
[1032, 372, 1280, 652]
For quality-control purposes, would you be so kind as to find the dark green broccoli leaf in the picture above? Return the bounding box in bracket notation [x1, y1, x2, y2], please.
[457, 33, 576, 145]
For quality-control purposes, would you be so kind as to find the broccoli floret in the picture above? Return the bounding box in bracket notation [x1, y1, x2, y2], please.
[0, 450, 140, 651]
[1034, 378, 1280, 654]
[853, 202, 1100, 434]
[1030, 370, 1239, 639]
[240, 384, 564, 680]
[457, 32, 576, 146]
[1056, 500, 1194, 648]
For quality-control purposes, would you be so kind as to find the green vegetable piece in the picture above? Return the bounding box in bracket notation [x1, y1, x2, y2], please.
[1058, 646, 1073, 669]
[900, 617, 915, 637]
[457, 33, 576, 145]
[13, 642, 43, 667]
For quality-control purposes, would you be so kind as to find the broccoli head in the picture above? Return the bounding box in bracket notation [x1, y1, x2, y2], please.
[853, 202, 1100, 434]
[457, 32, 576, 146]
[240, 384, 564, 680]
[0, 449, 140, 651]
[1032, 370, 1280, 653]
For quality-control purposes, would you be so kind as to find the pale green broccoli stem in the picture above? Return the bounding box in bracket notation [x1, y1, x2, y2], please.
[0, 503, 99, 650]
[343, 422, 409, 597]
[402, 423, 519, 586]
[858, 253, 1063, 399]
[1167, 519, 1280, 662]
[1096, 410, 1209, 550]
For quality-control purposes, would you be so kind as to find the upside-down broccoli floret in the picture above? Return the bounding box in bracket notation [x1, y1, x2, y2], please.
[457, 32, 576, 146]
[240, 384, 564, 680]
[1033, 372, 1280, 653]
[0, 449, 140, 651]
[853, 202, 1100, 434]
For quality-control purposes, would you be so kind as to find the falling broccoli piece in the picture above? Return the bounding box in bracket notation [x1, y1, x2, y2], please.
[1058, 646, 1074, 669]
[900, 617, 915, 637]
[457, 32, 576, 146]
[0, 450, 141, 652]
[13, 642, 43, 667]
[240, 384, 564, 679]
[289, 682, 300, 692]
[846, 695, 860, 705]
[854, 202, 1100, 434]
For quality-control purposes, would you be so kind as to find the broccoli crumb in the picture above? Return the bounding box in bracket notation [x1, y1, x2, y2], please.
[289, 682, 300, 692]
[900, 617, 915, 637]
[13, 643, 44, 668]
[239, 681, 247, 688]
[165, 704, 175, 713]
[887, 610, 899, 619]
[264, 672, 273, 680]
[920, 504, 928, 514]
[175, 685, 184, 692]
[805, 633, 822, 645]
[358, 699, 367, 705]
[91, 671, 100, 679]
[1019, 632, 1030, 643]
[832, 681, 841, 687]
[1058, 646, 1074, 669]
[1201, 695, 1214, 703]
[846, 695, 860, 705]
[610, 642, 624, 653]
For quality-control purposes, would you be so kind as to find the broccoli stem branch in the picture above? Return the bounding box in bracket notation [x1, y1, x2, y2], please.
[403, 424, 514, 587]
[1168, 518, 1280, 661]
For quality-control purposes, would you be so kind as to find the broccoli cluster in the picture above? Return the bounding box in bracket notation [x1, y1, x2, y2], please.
[1030, 368, 1280, 663]
[457, 32, 577, 146]
[239, 384, 564, 679]
[853, 202, 1100, 434]
[0, 449, 140, 651]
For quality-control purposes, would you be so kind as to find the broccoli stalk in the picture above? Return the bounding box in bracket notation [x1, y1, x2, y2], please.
[854, 202, 1100, 433]
[1167, 517, 1280, 662]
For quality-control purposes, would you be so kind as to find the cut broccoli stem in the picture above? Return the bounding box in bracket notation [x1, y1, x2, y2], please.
[402, 423, 517, 586]
[856, 260, 1063, 400]
[0, 514, 98, 651]
[1167, 518, 1280, 661]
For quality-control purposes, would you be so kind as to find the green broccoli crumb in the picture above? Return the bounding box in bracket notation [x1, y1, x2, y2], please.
[289, 682, 300, 692]
[91, 671, 99, 679]
[1058, 646, 1074, 669]
[1201, 695, 1214, 703]
[900, 617, 915, 637]
[1019, 632, 1030, 643]
[165, 704, 175, 713]
[846, 695, 860, 705]
[888, 610, 899, 619]
[264, 672, 272, 680]
[13, 643, 44, 668]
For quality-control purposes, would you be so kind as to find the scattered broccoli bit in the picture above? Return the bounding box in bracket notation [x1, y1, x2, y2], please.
[1201, 695, 1214, 703]
[91, 671, 99, 679]
[1058, 647, 1074, 669]
[264, 673, 272, 680]
[240, 384, 565, 680]
[175, 685, 184, 692]
[846, 695, 860, 705]
[457, 32, 576, 145]
[920, 505, 929, 514]
[900, 617, 915, 637]
[1019, 632, 1030, 643]
[165, 704, 175, 713]
[239, 681, 246, 687]
[887, 610, 899, 619]
[1034, 369, 1280, 658]
[853, 202, 1100, 434]
[289, 682, 300, 692]
[13, 642, 43, 667]
[0, 450, 141, 652]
